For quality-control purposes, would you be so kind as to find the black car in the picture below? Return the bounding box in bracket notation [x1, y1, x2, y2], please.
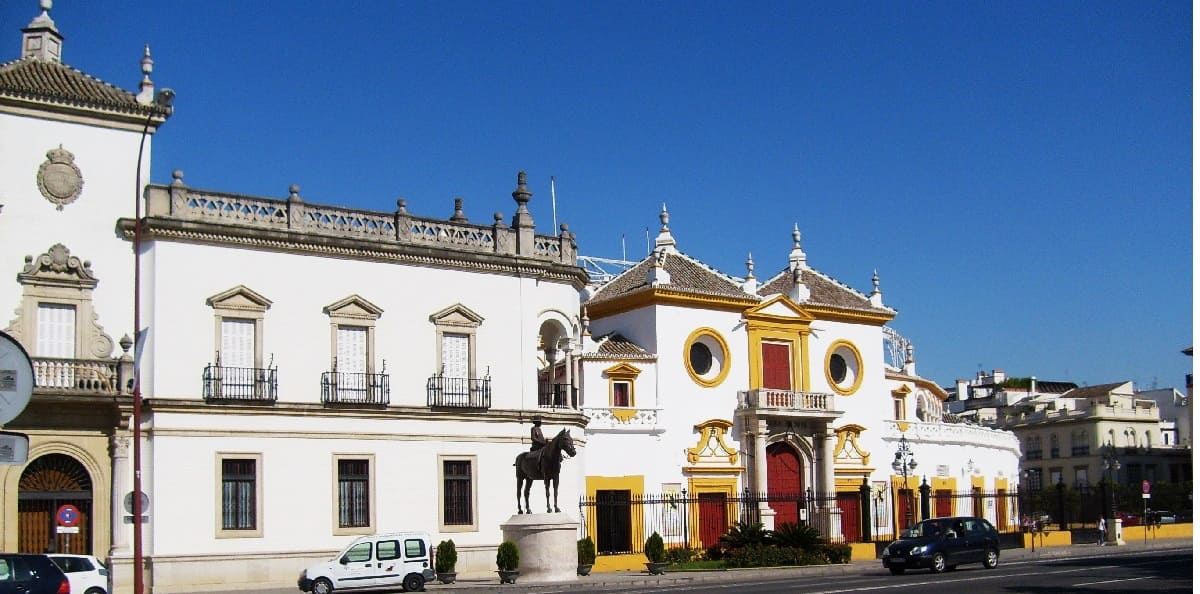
[0, 553, 71, 594]
[881, 516, 1000, 574]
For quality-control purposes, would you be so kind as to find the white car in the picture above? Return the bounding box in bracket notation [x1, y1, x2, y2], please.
[48, 554, 108, 594]
[299, 532, 435, 594]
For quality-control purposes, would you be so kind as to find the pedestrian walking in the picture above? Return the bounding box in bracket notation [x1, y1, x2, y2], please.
[1097, 516, 1106, 545]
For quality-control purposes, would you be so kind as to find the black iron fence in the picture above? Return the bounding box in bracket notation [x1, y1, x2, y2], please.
[321, 371, 389, 405]
[202, 365, 277, 402]
[537, 382, 577, 409]
[426, 375, 491, 409]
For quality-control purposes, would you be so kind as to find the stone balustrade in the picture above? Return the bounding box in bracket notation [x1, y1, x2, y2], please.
[582, 407, 662, 433]
[885, 419, 1020, 454]
[737, 389, 837, 413]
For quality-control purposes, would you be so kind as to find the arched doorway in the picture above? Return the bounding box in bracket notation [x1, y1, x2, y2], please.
[766, 442, 804, 525]
[18, 454, 93, 554]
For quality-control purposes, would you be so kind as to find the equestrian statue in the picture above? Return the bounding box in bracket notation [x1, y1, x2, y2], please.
[514, 417, 576, 514]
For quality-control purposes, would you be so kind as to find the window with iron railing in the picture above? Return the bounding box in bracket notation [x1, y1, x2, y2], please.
[322, 371, 389, 405]
[537, 382, 577, 409]
[203, 363, 278, 402]
[427, 375, 491, 409]
[1025, 449, 1043, 460]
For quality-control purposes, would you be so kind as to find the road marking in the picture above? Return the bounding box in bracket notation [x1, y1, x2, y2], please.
[1072, 576, 1152, 587]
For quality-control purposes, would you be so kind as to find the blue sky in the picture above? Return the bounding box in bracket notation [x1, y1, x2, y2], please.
[6, 1, 1191, 390]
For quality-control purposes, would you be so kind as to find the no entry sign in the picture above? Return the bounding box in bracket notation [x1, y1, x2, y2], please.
[56, 504, 81, 528]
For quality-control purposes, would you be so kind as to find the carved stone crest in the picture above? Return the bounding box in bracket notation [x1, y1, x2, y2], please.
[37, 145, 84, 210]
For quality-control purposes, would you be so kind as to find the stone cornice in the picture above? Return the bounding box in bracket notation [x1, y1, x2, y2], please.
[118, 216, 589, 288]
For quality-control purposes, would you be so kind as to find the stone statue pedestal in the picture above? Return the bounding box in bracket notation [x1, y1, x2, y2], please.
[500, 513, 577, 583]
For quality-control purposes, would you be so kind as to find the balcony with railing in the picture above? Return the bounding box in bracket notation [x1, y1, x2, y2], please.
[32, 357, 129, 396]
[321, 371, 389, 406]
[736, 389, 840, 420]
[582, 407, 663, 434]
[537, 382, 577, 409]
[1026, 449, 1043, 460]
[203, 365, 278, 403]
[1071, 445, 1090, 456]
[426, 375, 491, 409]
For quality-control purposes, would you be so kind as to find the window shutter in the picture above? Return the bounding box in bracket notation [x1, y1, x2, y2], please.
[441, 334, 469, 379]
[221, 319, 255, 368]
[337, 326, 367, 374]
[36, 304, 76, 358]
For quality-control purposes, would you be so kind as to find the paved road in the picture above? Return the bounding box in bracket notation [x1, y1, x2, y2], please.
[209, 539, 1191, 594]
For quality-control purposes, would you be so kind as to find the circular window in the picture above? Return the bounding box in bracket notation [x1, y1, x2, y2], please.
[684, 328, 730, 387]
[824, 340, 863, 395]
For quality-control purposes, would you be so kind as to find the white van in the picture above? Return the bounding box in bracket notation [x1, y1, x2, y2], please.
[298, 532, 435, 594]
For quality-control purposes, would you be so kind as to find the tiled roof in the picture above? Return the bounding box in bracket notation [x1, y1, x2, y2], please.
[589, 251, 754, 303]
[0, 58, 165, 117]
[1061, 382, 1130, 400]
[757, 267, 893, 313]
[584, 333, 656, 360]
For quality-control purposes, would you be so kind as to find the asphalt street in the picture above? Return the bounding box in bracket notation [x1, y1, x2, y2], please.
[204, 537, 1191, 594]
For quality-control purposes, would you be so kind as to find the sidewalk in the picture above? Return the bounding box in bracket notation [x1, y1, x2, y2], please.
[425, 536, 1193, 594]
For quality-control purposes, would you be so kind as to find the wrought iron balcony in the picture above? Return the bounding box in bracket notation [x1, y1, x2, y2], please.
[203, 365, 278, 403]
[32, 357, 128, 395]
[321, 371, 389, 405]
[737, 389, 839, 419]
[537, 382, 577, 409]
[1026, 449, 1043, 460]
[426, 375, 491, 409]
[1071, 446, 1090, 456]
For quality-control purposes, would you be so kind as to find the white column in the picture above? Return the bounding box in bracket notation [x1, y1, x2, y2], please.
[753, 419, 776, 529]
[109, 435, 130, 555]
[816, 427, 838, 536]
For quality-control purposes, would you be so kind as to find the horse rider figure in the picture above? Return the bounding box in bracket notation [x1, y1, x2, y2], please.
[530, 416, 548, 452]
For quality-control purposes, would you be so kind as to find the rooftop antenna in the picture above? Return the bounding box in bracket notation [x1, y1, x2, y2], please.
[644, 226, 650, 256]
[621, 233, 626, 262]
[550, 176, 558, 231]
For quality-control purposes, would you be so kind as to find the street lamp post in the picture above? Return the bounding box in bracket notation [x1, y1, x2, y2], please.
[132, 87, 174, 594]
[1101, 443, 1122, 546]
[892, 435, 918, 528]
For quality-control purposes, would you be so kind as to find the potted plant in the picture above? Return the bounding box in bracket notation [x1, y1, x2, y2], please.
[496, 540, 520, 584]
[644, 531, 667, 575]
[577, 536, 596, 576]
[435, 539, 457, 584]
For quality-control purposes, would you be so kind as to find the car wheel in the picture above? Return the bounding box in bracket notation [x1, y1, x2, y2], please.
[311, 577, 334, 594]
[402, 573, 425, 592]
[888, 567, 905, 575]
[983, 548, 999, 569]
[930, 553, 946, 573]
[85, 589, 106, 594]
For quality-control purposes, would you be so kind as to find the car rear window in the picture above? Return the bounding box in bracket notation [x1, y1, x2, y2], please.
[404, 538, 426, 558]
[52, 556, 94, 573]
[377, 540, 400, 561]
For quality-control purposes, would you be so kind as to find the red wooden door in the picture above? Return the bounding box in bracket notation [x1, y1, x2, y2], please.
[761, 343, 792, 390]
[898, 489, 915, 530]
[935, 489, 953, 517]
[766, 443, 803, 526]
[698, 493, 728, 548]
[996, 489, 1008, 528]
[837, 492, 860, 542]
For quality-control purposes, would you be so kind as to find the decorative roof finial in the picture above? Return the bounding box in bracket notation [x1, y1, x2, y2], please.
[788, 223, 808, 271]
[742, 253, 759, 295]
[23, 0, 63, 63]
[581, 307, 591, 337]
[653, 203, 677, 254]
[510, 170, 535, 230]
[869, 269, 884, 307]
[137, 45, 156, 104]
[450, 197, 467, 222]
[512, 171, 532, 213]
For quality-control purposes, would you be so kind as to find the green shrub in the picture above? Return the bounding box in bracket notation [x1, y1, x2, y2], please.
[435, 539, 457, 573]
[769, 522, 822, 550]
[704, 543, 724, 561]
[724, 545, 831, 568]
[577, 536, 596, 565]
[818, 542, 852, 564]
[644, 531, 666, 563]
[496, 540, 520, 571]
[664, 547, 698, 565]
[719, 520, 770, 550]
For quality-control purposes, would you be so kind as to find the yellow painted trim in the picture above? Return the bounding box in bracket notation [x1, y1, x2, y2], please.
[583, 475, 646, 561]
[611, 408, 638, 422]
[895, 421, 910, 432]
[833, 424, 871, 467]
[800, 304, 895, 325]
[1023, 530, 1072, 548]
[592, 553, 646, 572]
[686, 476, 739, 551]
[604, 362, 640, 408]
[586, 288, 757, 319]
[684, 327, 731, 388]
[971, 475, 985, 490]
[825, 339, 865, 395]
[685, 419, 739, 465]
[1123, 523, 1192, 541]
[849, 542, 877, 561]
[743, 295, 815, 392]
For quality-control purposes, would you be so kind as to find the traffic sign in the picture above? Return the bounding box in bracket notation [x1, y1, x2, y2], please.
[1142, 479, 1150, 494]
[56, 504, 81, 528]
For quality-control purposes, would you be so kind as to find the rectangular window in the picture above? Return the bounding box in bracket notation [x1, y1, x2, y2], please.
[338, 459, 370, 528]
[36, 303, 76, 358]
[404, 538, 427, 559]
[440, 458, 476, 531]
[221, 459, 257, 531]
[612, 381, 631, 407]
[377, 540, 400, 561]
[220, 318, 255, 368]
[441, 333, 469, 379]
[893, 398, 905, 420]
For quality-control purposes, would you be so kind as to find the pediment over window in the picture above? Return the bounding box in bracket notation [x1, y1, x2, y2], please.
[834, 423, 871, 467]
[744, 295, 816, 323]
[18, 244, 97, 289]
[429, 303, 484, 328]
[602, 362, 642, 378]
[206, 285, 272, 312]
[323, 295, 383, 320]
[686, 419, 739, 466]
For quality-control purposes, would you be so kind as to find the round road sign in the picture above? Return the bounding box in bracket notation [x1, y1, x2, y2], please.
[1142, 479, 1150, 494]
[56, 504, 81, 527]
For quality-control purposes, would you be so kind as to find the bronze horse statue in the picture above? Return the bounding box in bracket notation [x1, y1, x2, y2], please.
[514, 428, 576, 514]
